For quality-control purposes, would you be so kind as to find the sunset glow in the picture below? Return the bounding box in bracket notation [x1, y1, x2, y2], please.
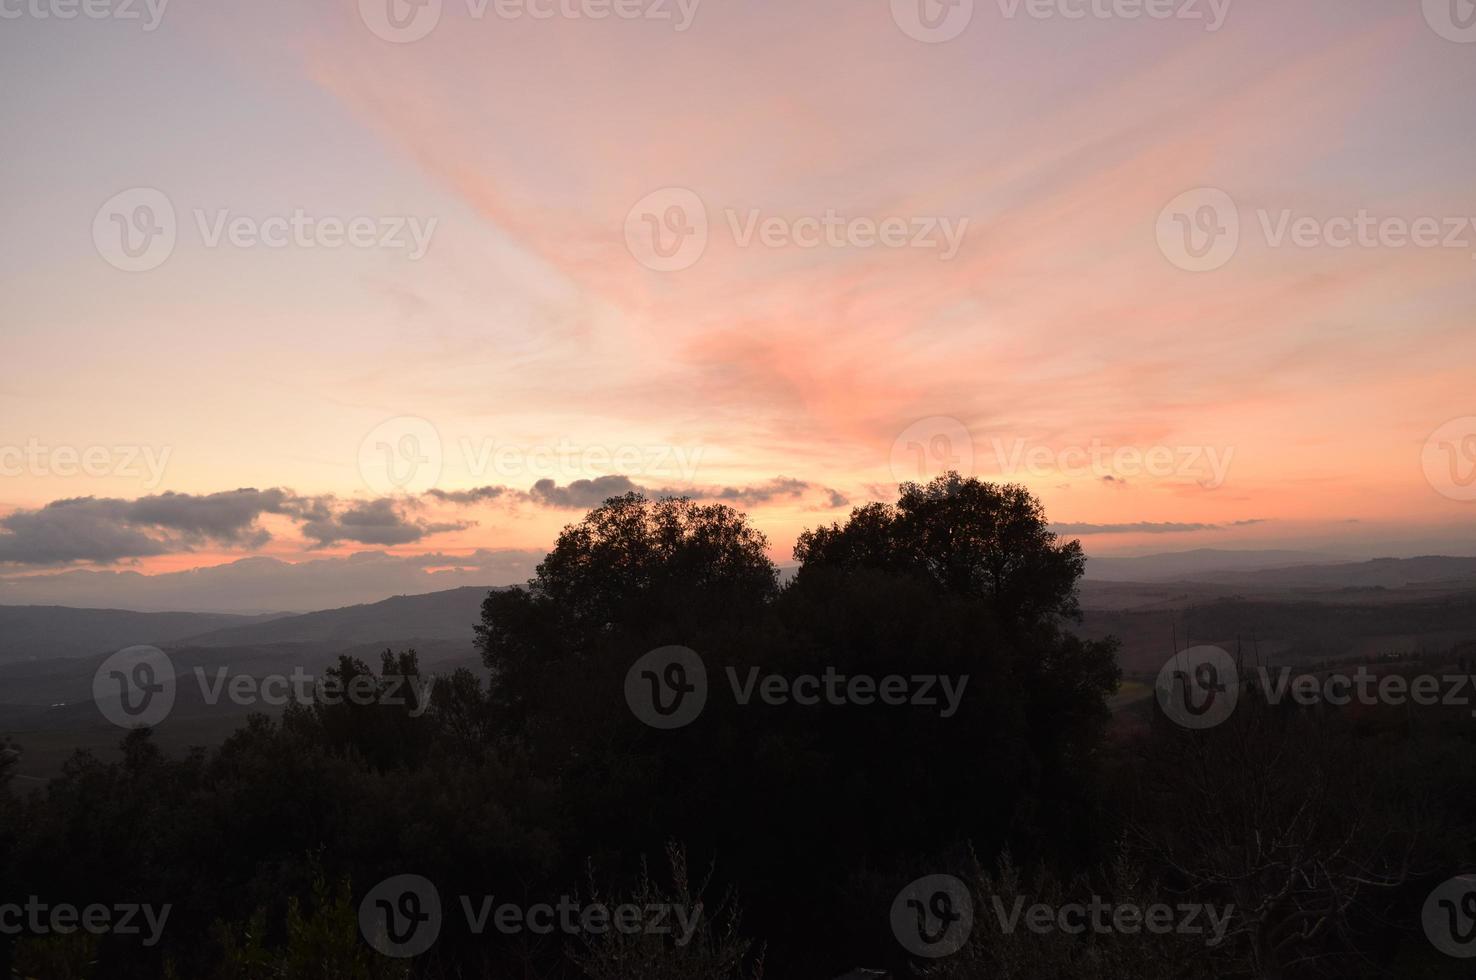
[4, 0, 1475, 608]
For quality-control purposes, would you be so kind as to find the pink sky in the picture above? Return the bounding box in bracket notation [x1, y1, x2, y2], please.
[2, 0, 1475, 601]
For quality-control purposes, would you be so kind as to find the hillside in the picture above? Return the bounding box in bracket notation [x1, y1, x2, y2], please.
[0, 605, 283, 664]
[1184, 555, 1476, 590]
[1082, 548, 1340, 582]
[179, 585, 495, 650]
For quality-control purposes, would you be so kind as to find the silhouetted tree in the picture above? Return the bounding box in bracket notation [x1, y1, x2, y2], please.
[296, 650, 436, 770]
[476, 492, 777, 751]
[0, 736, 17, 791]
[794, 473, 1086, 629]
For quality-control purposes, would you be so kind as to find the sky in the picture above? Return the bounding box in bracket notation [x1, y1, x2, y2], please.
[2, 0, 1475, 610]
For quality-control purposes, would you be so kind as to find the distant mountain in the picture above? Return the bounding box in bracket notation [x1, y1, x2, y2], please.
[1084, 549, 1340, 582]
[179, 586, 496, 651]
[0, 606, 282, 664]
[0, 587, 501, 779]
[0, 551, 542, 614]
[1182, 555, 1476, 590]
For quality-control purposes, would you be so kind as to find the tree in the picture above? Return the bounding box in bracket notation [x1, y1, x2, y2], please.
[292, 650, 436, 770]
[1122, 692, 1474, 979]
[794, 473, 1085, 629]
[0, 736, 17, 792]
[476, 492, 778, 742]
[572, 842, 764, 980]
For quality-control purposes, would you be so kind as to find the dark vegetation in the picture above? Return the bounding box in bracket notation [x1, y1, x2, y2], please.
[2, 474, 1474, 978]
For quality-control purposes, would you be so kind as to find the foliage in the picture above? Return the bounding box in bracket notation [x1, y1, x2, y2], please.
[206, 873, 411, 980]
[2, 476, 1468, 978]
[794, 474, 1086, 627]
[570, 842, 764, 980]
[922, 849, 1217, 980]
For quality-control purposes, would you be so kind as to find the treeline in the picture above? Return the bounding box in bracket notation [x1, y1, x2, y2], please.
[1, 475, 1474, 978]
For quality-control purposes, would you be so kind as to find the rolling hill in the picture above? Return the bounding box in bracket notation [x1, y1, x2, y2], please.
[0, 605, 284, 664]
[178, 585, 494, 650]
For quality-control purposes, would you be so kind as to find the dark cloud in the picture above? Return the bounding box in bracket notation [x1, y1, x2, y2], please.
[300, 498, 472, 547]
[0, 498, 173, 564]
[125, 488, 298, 545]
[0, 490, 304, 565]
[0, 489, 470, 565]
[526, 476, 642, 509]
[0, 475, 850, 565]
[705, 477, 812, 506]
[521, 475, 839, 511]
[424, 485, 515, 505]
